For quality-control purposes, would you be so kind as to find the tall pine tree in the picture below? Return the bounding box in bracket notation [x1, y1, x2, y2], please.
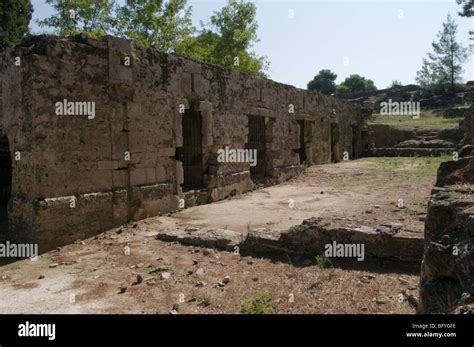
[416, 14, 469, 87]
[456, 0, 474, 50]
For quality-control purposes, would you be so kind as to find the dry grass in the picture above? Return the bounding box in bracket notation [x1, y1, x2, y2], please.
[0, 231, 420, 314]
[0, 157, 430, 314]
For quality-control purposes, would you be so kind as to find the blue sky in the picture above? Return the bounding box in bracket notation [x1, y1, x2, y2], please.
[29, 0, 474, 89]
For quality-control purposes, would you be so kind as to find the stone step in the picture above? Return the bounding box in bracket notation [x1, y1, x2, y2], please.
[155, 218, 423, 262]
[370, 147, 454, 157]
[395, 139, 455, 149]
[415, 135, 438, 140]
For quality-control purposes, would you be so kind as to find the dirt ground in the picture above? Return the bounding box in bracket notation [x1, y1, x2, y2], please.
[0, 157, 444, 314]
[156, 157, 440, 235]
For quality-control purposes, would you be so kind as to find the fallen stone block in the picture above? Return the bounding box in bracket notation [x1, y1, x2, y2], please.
[155, 227, 247, 251]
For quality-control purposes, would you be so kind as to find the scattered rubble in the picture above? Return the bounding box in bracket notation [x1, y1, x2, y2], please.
[376, 293, 390, 305]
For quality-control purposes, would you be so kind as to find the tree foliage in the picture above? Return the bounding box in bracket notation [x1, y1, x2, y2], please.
[456, 0, 474, 51]
[456, 0, 474, 17]
[115, 0, 194, 52]
[38, 0, 114, 37]
[0, 0, 33, 50]
[415, 14, 469, 87]
[389, 80, 403, 88]
[176, 0, 268, 77]
[336, 74, 377, 94]
[307, 69, 337, 95]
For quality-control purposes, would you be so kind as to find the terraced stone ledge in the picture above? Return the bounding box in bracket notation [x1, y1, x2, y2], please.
[156, 217, 423, 262]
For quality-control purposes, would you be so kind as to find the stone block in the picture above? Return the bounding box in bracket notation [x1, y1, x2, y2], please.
[130, 168, 147, 186]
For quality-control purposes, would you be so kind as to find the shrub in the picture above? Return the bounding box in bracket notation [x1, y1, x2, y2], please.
[241, 293, 276, 314]
[315, 255, 333, 269]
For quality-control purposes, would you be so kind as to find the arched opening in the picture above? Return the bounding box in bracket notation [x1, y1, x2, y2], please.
[0, 133, 11, 235]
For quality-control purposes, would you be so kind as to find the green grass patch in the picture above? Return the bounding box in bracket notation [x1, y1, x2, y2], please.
[369, 115, 462, 127]
[201, 294, 212, 307]
[339, 156, 452, 188]
[364, 156, 451, 181]
[363, 155, 451, 169]
[315, 255, 333, 269]
[369, 105, 469, 126]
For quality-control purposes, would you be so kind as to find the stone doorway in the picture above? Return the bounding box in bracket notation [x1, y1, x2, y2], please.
[351, 126, 358, 160]
[298, 120, 306, 164]
[0, 134, 11, 234]
[331, 123, 339, 163]
[176, 109, 204, 192]
[246, 115, 267, 182]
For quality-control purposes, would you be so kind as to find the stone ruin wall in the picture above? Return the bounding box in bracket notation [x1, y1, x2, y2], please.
[369, 124, 463, 149]
[419, 156, 474, 313]
[0, 35, 366, 252]
[418, 108, 474, 314]
[460, 106, 474, 147]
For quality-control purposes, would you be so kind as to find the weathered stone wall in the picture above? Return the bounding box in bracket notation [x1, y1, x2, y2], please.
[337, 84, 474, 111]
[419, 157, 474, 314]
[0, 35, 365, 251]
[366, 124, 462, 157]
[459, 107, 474, 152]
[369, 124, 462, 149]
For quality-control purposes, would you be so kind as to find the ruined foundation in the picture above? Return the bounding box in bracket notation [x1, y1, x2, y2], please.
[366, 124, 463, 157]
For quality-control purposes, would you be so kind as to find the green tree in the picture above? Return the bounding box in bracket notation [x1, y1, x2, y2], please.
[389, 80, 403, 88]
[37, 0, 114, 37]
[177, 0, 268, 77]
[415, 58, 437, 87]
[115, 0, 195, 53]
[335, 84, 350, 94]
[336, 74, 377, 94]
[456, 0, 474, 17]
[456, 0, 474, 50]
[0, 0, 33, 50]
[415, 14, 468, 87]
[307, 69, 337, 95]
[177, 30, 219, 62]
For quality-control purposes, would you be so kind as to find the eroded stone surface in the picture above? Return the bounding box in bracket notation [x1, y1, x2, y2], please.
[155, 217, 423, 262]
[419, 157, 474, 314]
[156, 227, 247, 250]
[366, 125, 461, 157]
